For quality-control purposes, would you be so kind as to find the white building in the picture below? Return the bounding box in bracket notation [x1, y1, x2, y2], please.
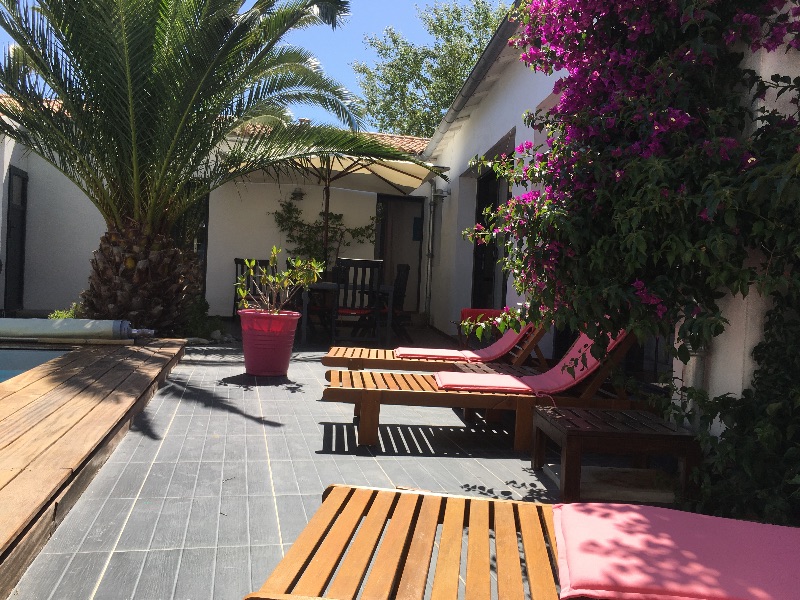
[1, 11, 797, 402]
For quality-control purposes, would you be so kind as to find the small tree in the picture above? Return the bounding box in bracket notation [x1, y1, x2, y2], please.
[272, 196, 374, 266]
[353, 0, 509, 137]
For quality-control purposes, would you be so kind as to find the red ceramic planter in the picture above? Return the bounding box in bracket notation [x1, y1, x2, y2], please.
[238, 309, 300, 376]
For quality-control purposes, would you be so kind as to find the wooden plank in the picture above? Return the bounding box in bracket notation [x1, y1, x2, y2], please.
[360, 492, 419, 599]
[370, 372, 390, 391]
[416, 374, 438, 392]
[518, 504, 558, 600]
[326, 489, 397, 599]
[329, 369, 341, 387]
[396, 494, 442, 599]
[259, 486, 353, 594]
[0, 347, 115, 420]
[0, 365, 138, 487]
[363, 371, 378, 390]
[0, 348, 85, 401]
[494, 500, 525, 600]
[0, 492, 58, 600]
[0, 357, 133, 451]
[431, 497, 465, 600]
[342, 370, 355, 388]
[465, 498, 490, 600]
[293, 488, 373, 596]
[0, 466, 71, 556]
[28, 353, 171, 474]
[399, 373, 424, 392]
[383, 373, 402, 391]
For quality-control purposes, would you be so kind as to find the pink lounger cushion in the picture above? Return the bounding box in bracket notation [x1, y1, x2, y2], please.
[469, 323, 536, 362]
[395, 323, 534, 362]
[433, 372, 534, 394]
[393, 347, 471, 360]
[554, 503, 800, 600]
[394, 325, 533, 362]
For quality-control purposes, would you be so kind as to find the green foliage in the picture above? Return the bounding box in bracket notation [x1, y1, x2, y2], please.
[0, 0, 366, 236]
[467, 0, 800, 522]
[460, 308, 525, 341]
[48, 302, 82, 319]
[353, 0, 509, 137]
[236, 247, 323, 313]
[181, 297, 225, 339]
[666, 291, 800, 525]
[272, 198, 375, 265]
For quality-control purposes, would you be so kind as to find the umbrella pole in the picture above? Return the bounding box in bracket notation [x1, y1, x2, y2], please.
[322, 183, 331, 271]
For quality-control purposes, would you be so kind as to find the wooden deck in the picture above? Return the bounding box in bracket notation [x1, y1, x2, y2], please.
[0, 339, 184, 599]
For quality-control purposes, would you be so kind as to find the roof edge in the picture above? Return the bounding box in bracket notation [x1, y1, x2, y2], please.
[421, 5, 522, 160]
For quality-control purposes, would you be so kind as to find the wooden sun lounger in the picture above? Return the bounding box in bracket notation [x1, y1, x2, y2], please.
[321, 325, 548, 371]
[322, 360, 633, 452]
[245, 484, 559, 600]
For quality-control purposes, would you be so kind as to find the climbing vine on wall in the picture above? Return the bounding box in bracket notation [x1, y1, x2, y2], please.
[469, 0, 800, 522]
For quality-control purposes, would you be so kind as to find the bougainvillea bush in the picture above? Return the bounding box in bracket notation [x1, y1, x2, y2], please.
[470, 0, 800, 522]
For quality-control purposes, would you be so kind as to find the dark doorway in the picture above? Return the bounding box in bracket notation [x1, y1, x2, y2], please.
[375, 195, 425, 312]
[471, 170, 507, 309]
[4, 167, 28, 314]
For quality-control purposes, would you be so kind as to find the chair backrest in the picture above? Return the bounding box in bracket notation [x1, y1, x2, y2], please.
[233, 257, 272, 315]
[333, 258, 383, 309]
[392, 264, 410, 311]
[519, 330, 630, 395]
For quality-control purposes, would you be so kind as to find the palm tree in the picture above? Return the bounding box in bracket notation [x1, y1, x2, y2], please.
[0, 0, 421, 330]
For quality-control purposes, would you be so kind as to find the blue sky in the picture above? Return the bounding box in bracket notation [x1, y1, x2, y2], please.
[286, 1, 433, 126]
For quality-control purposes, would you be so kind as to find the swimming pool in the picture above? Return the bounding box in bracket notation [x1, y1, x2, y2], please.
[0, 349, 67, 383]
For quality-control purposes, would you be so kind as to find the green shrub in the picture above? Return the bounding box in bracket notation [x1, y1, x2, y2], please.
[48, 302, 82, 319]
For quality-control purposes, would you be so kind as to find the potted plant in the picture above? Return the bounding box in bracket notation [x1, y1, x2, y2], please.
[236, 246, 322, 376]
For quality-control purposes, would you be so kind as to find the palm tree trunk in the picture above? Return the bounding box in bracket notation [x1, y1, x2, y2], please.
[80, 226, 200, 332]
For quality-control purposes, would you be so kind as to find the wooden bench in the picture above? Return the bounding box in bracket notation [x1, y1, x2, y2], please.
[323, 369, 632, 452]
[245, 484, 559, 600]
[532, 407, 701, 502]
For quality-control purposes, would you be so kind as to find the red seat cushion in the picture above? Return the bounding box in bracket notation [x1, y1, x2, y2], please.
[337, 308, 372, 316]
[554, 503, 800, 600]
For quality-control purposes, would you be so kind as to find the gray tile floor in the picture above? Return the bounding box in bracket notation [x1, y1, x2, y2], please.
[10, 346, 557, 600]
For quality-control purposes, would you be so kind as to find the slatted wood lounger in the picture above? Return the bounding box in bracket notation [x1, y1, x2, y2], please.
[321, 324, 548, 371]
[322, 335, 635, 452]
[323, 369, 631, 452]
[244, 484, 559, 600]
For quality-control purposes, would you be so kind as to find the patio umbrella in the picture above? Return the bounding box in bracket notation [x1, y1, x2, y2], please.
[253, 153, 439, 267]
[303, 154, 439, 265]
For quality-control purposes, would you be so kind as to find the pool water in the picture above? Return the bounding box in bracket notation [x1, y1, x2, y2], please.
[0, 349, 67, 383]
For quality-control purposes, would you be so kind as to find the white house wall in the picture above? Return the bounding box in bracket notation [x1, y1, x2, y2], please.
[205, 181, 376, 317]
[23, 152, 106, 312]
[424, 57, 555, 336]
[0, 137, 105, 314]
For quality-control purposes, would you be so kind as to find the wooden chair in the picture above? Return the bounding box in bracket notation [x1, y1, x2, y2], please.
[323, 332, 636, 451]
[322, 322, 548, 371]
[244, 484, 559, 600]
[232, 257, 271, 318]
[330, 258, 384, 344]
[381, 263, 411, 342]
